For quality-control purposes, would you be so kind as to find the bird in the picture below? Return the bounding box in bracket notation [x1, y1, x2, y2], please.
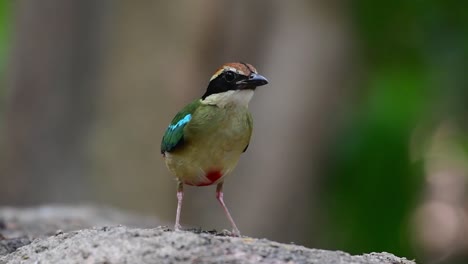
[161, 62, 268, 236]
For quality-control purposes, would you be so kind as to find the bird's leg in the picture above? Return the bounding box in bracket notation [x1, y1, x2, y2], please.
[216, 182, 240, 236]
[175, 181, 183, 231]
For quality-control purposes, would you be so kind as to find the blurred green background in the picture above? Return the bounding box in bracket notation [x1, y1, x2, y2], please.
[1, 1, 467, 263]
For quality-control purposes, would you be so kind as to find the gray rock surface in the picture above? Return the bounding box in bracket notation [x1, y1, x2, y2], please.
[0, 205, 159, 258]
[0, 205, 158, 239]
[0, 206, 416, 264]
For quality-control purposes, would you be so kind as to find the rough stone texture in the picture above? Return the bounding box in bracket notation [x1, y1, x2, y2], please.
[0, 206, 416, 264]
[0, 205, 158, 239]
[1, 226, 415, 264]
[0, 237, 31, 257]
[0, 205, 159, 257]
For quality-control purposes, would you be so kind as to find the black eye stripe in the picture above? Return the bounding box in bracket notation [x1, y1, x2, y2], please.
[223, 71, 237, 82]
[202, 66, 258, 100]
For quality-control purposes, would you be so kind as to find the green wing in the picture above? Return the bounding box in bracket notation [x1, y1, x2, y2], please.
[161, 100, 200, 153]
[243, 112, 253, 152]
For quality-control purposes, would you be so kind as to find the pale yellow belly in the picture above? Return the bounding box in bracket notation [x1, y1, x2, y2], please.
[164, 142, 244, 186]
[164, 107, 251, 186]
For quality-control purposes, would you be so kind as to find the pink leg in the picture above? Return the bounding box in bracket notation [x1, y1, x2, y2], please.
[175, 182, 183, 231]
[216, 182, 240, 236]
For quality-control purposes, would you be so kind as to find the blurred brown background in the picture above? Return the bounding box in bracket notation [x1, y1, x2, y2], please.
[1, 1, 467, 263]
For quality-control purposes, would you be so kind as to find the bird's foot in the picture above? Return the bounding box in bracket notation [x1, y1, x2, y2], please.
[232, 228, 241, 237]
[220, 228, 241, 237]
[174, 224, 182, 231]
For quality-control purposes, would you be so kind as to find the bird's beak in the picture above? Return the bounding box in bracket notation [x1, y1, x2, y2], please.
[237, 73, 268, 87]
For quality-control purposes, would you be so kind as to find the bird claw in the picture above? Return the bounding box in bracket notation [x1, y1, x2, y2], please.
[174, 224, 182, 231]
[220, 228, 241, 237]
[232, 228, 241, 237]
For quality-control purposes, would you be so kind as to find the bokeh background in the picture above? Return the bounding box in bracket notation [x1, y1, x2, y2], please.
[1, 1, 467, 263]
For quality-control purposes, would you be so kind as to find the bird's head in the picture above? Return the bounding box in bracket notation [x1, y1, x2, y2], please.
[201, 62, 268, 107]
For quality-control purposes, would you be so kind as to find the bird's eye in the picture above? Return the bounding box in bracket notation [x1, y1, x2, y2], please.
[224, 71, 236, 82]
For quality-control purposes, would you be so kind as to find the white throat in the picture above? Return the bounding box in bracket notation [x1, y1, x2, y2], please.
[201, 90, 254, 108]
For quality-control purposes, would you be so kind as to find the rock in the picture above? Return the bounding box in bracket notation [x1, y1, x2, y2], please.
[0, 206, 415, 264]
[0, 237, 31, 257]
[0, 205, 159, 257]
[0, 226, 414, 264]
[0, 205, 159, 239]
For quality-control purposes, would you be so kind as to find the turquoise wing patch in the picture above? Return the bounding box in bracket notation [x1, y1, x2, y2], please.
[161, 113, 192, 153]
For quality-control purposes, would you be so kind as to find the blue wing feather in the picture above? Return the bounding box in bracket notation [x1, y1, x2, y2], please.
[161, 100, 199, 153]
[168, 114, 191, 130]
